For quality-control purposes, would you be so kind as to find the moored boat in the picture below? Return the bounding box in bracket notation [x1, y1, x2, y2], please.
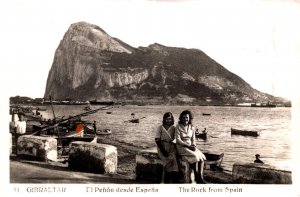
[25, 122, 97, 157]
[128, 113, 140, 123]
[126, 114, 145, 124]
[84, 125, 111, 135]
[96, 129, 111, 135]
[84, 106, 92, 111]
[195, 128, 208, 140]
[89, 100, 115, 105]
[57, 135, 97, 157]
[203, 152, 224, 170]
[24, 113, 43, 122]
[30, 105, 113, 137]
[231, 128, 259, 137]
[129, 119, 139, 123]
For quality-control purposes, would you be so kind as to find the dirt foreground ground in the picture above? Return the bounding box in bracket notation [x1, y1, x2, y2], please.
[10, 137, 232, 184]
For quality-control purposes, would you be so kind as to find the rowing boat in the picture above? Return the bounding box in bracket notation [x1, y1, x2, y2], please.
[96, 129, 111, 135]
[57, 135, 97, 147]
[85, 125, 112, 135]
[84, 106, 92, 111]
[231, 128, 259, 137]
[203, 152, 224, 170]
[56, 135, 97, 156]
[195, 128, 208, 140]
[35, 125, 97, 156]
[195, 131, 207, 140]
[129, 118, 139, 123]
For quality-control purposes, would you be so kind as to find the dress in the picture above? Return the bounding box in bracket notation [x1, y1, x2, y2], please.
[15, 120, 26, 145]
[16, 121, 26, 134]
[155, 125, 179, 172]
[175, 124, 206, 164]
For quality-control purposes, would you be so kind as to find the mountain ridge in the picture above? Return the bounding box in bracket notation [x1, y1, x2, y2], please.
[44, 21, 288, 105]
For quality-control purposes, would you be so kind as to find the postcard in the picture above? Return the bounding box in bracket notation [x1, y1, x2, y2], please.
[1, 0, 299, 196]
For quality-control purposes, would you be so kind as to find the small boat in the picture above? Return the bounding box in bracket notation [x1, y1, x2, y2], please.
[24, 112, 43, 122]
[195, 128, 208, 140]
[56, 135, 97, 156]
[202, 113, 211, 116]
[84, 125, 111, 135]
[34, 124, 97, 155]
[231, 128, 259, 137]
[64, 128, 84, 137]
[96, 129, 111, 135]
[84, 106, 92, 111]
[57, 136, 96, 147]
[106, 111, 112, 114]
[195, 132, 207, 140]
[89, 100, 115, 105]
[127, 113, 145, 123]
[129, 113, 140, 123]
[129, 119, 139, 123]
[203, 152, 224, 170]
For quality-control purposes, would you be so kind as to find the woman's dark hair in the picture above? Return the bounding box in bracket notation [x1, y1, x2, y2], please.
[178, 110, 193, 125]
[162, 112, 174, 125]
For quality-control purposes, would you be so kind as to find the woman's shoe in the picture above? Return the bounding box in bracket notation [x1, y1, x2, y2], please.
[195, 173, 208, 184]
[197, 179, 208, 184]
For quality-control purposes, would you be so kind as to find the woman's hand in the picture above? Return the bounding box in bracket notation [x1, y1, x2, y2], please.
[189, 145, 196, 151]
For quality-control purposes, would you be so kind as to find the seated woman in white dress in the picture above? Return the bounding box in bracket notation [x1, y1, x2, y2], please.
[155, 112, 179, 183]
[15, 112, 26, 146]
[175, 110, 207, 183]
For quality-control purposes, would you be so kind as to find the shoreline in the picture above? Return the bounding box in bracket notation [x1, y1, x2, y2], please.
[10, 136, 233, 184]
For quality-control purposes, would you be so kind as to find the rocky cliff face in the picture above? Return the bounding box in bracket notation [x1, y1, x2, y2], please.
[44, 21, 287, 105]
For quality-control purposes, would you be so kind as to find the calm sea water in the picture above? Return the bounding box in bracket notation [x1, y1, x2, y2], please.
[38, 105, 292, 173]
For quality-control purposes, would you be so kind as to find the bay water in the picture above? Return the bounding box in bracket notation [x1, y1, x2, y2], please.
[39, 105, 292, 173]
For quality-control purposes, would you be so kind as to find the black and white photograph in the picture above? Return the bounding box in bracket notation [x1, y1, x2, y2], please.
[1, 0, 300, 196]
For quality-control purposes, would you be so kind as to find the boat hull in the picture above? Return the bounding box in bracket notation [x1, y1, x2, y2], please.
[96, 129, 111, 135]
[195, 132, 207, 140]
[129, 119, 139, 123]
[203, 152, 224, 170]
[231, 128, 259, 137]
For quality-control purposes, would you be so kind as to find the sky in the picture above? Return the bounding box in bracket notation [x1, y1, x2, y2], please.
[1, 0, 300, 101]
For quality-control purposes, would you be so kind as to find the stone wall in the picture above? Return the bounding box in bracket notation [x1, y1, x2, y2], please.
[68, 141, 117, 174]
[17, 135, 57, 161]
[135, 147, 196, 183]
[135, 147, 164, 183]
[232, 162, 292, 184]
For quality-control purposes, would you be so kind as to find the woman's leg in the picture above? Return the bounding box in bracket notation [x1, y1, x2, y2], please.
[190, 162, 197, 183]
[168, 171, 181, 183]
[196, 160, 207, 183]
[161, 165, 167, 183]
[164, 172, 171, 183]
